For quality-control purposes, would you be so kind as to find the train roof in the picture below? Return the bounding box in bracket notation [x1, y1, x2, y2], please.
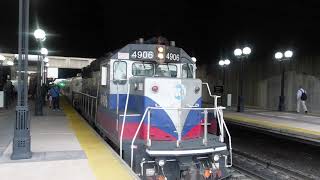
[82, 38, 195, 77]
[107, 43, 194, 64]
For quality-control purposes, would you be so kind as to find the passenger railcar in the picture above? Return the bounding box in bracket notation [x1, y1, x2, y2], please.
[65, 38, 232, 180]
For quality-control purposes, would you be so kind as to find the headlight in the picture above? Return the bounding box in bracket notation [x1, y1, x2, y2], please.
[157, 47, 164, 53]
[158, 159, 165, 167]
[157, 53, 164, 59]
[213, 154, 220, 161]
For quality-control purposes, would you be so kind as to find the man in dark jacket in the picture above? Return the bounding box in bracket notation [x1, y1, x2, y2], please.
[49, 85, 60, 110]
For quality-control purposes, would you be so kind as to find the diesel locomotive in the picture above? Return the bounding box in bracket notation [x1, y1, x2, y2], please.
[64, 38, 232, 180]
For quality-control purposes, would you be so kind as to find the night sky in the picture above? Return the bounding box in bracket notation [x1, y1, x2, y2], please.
[1, 0, 320, 64]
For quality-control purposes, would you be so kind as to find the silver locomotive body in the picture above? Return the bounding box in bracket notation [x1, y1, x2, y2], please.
[66, 41, 232, 179]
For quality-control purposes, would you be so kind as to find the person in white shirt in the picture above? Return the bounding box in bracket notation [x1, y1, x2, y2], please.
[297, 86, 308, 114]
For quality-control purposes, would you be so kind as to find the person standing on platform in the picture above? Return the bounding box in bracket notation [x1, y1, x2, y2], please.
[49, 85, 61, 111]
[297, 86, 308, 114]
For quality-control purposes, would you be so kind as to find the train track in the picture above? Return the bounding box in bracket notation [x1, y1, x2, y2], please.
[231, 150, 319, 180]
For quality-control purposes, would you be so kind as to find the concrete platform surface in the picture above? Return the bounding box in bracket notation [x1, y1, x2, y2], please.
[224, 108, 320, 143]
[0, 99, 138, 180]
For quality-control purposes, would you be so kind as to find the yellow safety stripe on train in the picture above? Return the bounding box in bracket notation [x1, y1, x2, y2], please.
[224, 114, 320, 139]
[61, 99, 135, 180]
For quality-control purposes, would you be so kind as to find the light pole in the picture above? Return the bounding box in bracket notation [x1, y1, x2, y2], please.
[12, 0, 32, 160]
[0, 55, 5, 87]
[43, 57, 49, 85]
[218, 59, 231, 106]
[275, 50, 293, 111]
[218, 59, 231, 87]
[234, 46, 251, 112]
[34, 29, 46, 116]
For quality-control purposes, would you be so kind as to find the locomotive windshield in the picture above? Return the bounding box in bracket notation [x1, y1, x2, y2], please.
[132, 62, 178, 78]
[132, 62, 154, 76]
[155, 64, 177, 77]
[182, 64, 194, 78]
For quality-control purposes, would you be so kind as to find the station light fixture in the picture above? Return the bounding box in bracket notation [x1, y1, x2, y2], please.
[0, 54, 5, 61]
[233, 45, 252, 113]
[275, 50, 293, 60]
[40, 48, 48, 55]
[243, 47, 251, 55]
[284, 50, 293, 58]
[45, 63, 50, 67]
[6, 61, 14, 66]
[34, 29, 46, 41]
[275, 52, 283, 60]
[219, 59, 231, 67]
[234, 48, 242, 57]
[224, 59, 231, 65]
[274, 49, 293, 112]
[219, 60, 225, 66]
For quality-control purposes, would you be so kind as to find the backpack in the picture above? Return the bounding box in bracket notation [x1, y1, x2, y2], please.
[300, 90, 307, 101]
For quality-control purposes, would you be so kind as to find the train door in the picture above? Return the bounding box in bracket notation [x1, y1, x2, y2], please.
[110, 60, 128, 132]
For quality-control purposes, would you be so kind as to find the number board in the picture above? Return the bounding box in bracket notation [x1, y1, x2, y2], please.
[165, 47, 181, 62]
[129, 47, 181, 63]
[130, 50, 154, 60]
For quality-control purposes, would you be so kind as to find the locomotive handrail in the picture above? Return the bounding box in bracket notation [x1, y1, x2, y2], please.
[202, 82, 220, 108]
[217, 109, 233, 167]
[120, 82, 131, 158]
[72, 91, 97, 124]
[130, 106, 231, 169]
[74, 91, 97, 99]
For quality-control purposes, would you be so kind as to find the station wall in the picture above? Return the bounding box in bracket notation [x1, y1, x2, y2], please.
[197, 56, 320, 113]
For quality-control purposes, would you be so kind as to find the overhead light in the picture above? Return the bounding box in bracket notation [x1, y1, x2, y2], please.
[40, 48, 48, 55]
[243, 47, 251, 55]
[0, 54, 5, 61]
[34, 29, 46, 41]
[191, 57, 197, 62]
[234, 48, 242, 56]
[275, 52, 283, 59]
[6, 61, 14, 66]
[284, 50, 293, 58]
[219, 60, 225, 66]
[224, 59, 231, 65]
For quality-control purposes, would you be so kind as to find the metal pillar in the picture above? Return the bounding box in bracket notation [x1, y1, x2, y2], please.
[35, 52, 43, 115]
[237, 59, 244, 112]
[12, 0, 32, 160]
[278, 61, 285, 111]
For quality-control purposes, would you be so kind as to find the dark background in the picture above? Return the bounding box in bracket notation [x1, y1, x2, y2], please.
[1, 0, 320, 64]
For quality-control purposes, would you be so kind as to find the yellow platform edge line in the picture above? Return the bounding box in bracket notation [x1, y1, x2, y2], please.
[224, 114, 320, 138]
[61, 98, 137, 180]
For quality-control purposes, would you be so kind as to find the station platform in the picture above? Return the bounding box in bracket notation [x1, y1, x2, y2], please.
[0, 99, 138, 180]
[224, 108, 320, 145]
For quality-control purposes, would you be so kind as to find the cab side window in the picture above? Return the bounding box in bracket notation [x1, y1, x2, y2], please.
[113, 61, 127, 84]
[182, 64, 193, 78]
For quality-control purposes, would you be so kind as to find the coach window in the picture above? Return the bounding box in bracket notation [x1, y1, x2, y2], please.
[182, 64, 193, 78]
[113, 61, 127, 84]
